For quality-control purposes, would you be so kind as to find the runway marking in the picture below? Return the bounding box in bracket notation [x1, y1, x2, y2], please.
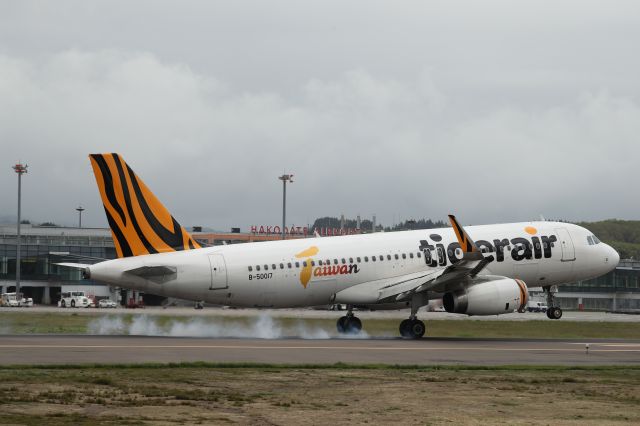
[1, 344, 639, 352]
[568, 343, 640, 347]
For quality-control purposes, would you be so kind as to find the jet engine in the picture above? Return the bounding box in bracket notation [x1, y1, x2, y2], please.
[443, 278, 528, 316]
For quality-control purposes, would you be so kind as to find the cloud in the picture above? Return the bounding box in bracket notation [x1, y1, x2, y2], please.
[0, 49, 639, 231]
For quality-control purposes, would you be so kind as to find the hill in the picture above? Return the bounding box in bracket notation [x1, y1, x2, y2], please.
[578, 219, 640, 260]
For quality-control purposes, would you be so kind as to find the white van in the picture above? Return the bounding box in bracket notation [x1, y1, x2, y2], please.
[527, 301, 548, 313]
[59, 291, 92, 308]
[1, 292, 33, 307]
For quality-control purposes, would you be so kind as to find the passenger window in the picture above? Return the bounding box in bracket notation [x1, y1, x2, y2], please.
[379, 255, 383, 261]
[280, 263, 284, 269]
[387, 255, 391, 260]
[272, 264, 276, 270]
[256, 265, 261, 271]
[402, 253, 406, 259]
[409, 253, 414, 259]
[264, 265, 269, 270]
[341, 258, 346, 264]
[295, 262, 300, 268]
[318, 260, 323, 266]
[248, 266, 253, 272]
[287, 262, 292, 268]
[372, 256, 376, 262]
[417, 252, 421, 258]
[311, 260, 315, 266]
[364, 256, 369, 262]
[349, 257, 354, 264]
[334, 259, 338, 265]
[357, 257, 362, 263]
[395, 254, 399, 260]
[303, 261, 307, 267]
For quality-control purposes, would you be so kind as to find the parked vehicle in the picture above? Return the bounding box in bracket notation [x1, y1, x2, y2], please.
[98, 299, 117, 308]
[1, 292, 33, 307]
[527, 301, 548, 313]
[59, 291, 92, 308]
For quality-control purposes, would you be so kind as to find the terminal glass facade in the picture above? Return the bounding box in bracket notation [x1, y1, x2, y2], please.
[0, 226, 116, 303]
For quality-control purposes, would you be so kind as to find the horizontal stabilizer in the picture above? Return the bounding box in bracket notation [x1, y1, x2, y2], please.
[125, 265, 177, 278]
[54, 262, 90, 270]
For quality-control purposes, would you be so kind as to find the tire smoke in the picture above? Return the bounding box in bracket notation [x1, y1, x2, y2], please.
[87, 313, 369, 339]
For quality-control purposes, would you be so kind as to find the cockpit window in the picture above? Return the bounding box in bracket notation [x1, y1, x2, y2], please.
[587, 236, 594, 245]
[593, 235, 601, 244]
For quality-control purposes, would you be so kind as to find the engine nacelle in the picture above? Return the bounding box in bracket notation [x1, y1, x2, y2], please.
[443, 278, 528, 316]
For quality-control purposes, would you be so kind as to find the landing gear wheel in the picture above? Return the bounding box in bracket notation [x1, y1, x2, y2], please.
[549, 307, 563, 320]
[70, 300, 76, 308]
[399, 319, 411, 337]
[337, 316, 362, 334]
[409, 320, 425, 339]
[337, 316, 348, 333]
[399, 319, 425, 339]
[347, 317, 362, 333]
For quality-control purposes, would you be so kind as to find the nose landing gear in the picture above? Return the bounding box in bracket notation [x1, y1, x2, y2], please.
[543, 285, 563, 320]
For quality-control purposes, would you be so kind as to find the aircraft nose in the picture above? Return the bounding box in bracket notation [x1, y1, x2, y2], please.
[611, 246, 620, 266]
[604, 244, 620, 270]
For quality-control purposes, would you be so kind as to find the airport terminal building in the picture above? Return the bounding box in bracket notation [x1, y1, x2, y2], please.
[1, 223, 639, 311]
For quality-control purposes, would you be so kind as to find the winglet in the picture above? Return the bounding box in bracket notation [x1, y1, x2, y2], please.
[448, 215, 479, 253]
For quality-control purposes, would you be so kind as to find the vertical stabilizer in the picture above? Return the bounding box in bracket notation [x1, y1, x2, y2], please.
[89, 153, 201, 258]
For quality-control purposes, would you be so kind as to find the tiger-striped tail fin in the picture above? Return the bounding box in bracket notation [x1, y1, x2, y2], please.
[89, 153, 201, 258]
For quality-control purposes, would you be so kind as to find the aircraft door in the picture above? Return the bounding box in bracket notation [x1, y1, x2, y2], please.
[555, 228, 576, 261]
[208, 254, 229, 290]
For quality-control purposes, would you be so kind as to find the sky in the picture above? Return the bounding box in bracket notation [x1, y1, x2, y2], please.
[1, 1, 639, 231]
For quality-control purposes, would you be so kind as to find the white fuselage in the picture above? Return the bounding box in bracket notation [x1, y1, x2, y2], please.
[88, 221, 619, 308]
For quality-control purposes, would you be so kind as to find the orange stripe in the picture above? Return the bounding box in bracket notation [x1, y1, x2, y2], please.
[135, 174, 175, 232]
[116, 155, 174, 254]
[89, 156, 124, 258]
[515, 279, 528, 311]
[103, 155, 148, 256]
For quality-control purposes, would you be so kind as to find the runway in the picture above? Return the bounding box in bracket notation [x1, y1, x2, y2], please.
[1, 335, 639, 365]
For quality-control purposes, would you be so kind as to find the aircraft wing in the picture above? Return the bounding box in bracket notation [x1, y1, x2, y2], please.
[334, 215, 494, 304]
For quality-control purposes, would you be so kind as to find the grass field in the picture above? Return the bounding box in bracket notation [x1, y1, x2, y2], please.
[0, 363, 638, 425]
[1, 311, 640, 339]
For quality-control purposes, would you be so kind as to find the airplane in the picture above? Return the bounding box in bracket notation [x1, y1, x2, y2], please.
[59, 153, 620, 339]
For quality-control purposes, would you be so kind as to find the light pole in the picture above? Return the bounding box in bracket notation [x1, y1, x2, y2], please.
[12, 162, 28, 296]
[278, 174, 294, 240]
[76, 206, 85, 228]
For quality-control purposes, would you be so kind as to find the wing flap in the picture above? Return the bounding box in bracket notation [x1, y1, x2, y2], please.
[334, 270, 440, 304]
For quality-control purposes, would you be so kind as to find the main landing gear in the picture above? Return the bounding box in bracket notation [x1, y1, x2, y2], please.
[543, 285, 563, 320]
[336, 306, 362, 334]
[399, 293, 428, 339]
[399, 318, 425, 339]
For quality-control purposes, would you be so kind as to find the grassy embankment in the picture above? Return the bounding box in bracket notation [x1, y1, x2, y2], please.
[0, 363, 639, 425]
[1, 311, 640, 338]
